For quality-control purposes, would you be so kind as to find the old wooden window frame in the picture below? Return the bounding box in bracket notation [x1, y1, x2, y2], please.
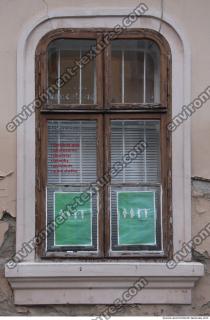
[35, 28, 172, 259]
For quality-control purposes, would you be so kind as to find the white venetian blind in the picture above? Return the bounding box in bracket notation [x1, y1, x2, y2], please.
[47, 120, 97, 184]
[110, 120, 161, 251]
[111, 120, 160, 183]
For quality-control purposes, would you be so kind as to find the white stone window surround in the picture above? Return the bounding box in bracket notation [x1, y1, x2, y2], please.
[5, 7, 204, 305]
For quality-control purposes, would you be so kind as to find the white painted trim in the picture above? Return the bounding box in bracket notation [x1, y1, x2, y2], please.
[7, 5, 201, 305]
[6, 261, 204, 278]
[6, 262, 204, 305]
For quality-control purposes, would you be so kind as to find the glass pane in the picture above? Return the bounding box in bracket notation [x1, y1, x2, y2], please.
[47, 120, 97, 184]
[47, 185, 98, 251]
[46, 120, 98, 252]
[111, 40, 160, 104]
[111, 51, 122, 102]
[111, 120, 160, 183]
[110, 185, 161, 251]
[48, 39, 96, 104]
[110, 120, 162, 252]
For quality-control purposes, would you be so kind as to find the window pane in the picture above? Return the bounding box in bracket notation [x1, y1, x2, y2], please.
[110, 185, 161, 251]
[48, 39, 96, 104]
[110, 120, 162, 252]
[46, 120, 98, 252]
[111, 40, 160, 104]
[111, 120, 160, 183]
[47, 185, 98, 252]
[47, 120, 97, 184]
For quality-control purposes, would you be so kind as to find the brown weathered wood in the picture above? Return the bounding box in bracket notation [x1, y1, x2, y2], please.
[35, 28, 172, 260]
[104, 114, 111, 257]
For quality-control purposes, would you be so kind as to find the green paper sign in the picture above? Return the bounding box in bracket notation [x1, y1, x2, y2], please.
[54, 192, 92, 246]
[117, 191, 156, 245]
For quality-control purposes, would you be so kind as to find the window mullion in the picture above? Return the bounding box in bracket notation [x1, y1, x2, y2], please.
[57, 48, 61, 104]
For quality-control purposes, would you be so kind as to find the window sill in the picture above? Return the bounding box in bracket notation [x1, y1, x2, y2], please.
[5, 262, 204, 305]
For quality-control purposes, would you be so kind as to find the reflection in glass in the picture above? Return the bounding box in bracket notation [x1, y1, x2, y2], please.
[48, 39, 96, 104]
[111, 120, 160, 183]
[111, 40, 160, 104]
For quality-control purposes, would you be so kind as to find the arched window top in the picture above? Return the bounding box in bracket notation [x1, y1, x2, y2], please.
[47, 38, 160, 105]
[37, 29, 170, 111]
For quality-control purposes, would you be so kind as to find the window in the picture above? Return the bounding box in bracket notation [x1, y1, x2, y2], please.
[6, 15, 203, 306]
[36, 29, 171, 258]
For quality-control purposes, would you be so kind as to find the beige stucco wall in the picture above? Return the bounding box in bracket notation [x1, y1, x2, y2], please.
[0, 0, 210, 315]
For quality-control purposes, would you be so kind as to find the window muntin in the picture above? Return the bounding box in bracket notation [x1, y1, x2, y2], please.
[36, 29, 171, 258]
